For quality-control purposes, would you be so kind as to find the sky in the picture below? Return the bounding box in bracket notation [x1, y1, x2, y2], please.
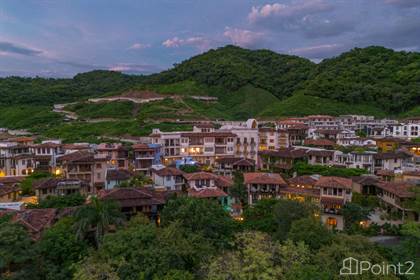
[1, 0, 420, 77]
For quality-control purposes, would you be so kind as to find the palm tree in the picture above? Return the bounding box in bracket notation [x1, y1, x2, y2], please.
[73, 197, 124, 247]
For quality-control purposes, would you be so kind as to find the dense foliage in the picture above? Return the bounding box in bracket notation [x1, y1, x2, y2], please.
[1, 45, 420, 141]
[294, 162, 368, 177]
[144, 45, 314, 99]
[0, 71, 144, 106]
[302, 46, 420, 114]
[1, 197, 417, 279]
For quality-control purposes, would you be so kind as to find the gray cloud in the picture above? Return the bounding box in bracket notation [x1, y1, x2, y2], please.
[56, 60, 162, 75]
[384, 0, 420, 8]
[108, 63, 162, 74]
[56, 60, 100, 70]
[289, 43, 349, 59]
[300, 16, 355, 38]
[248, 1, 355, 38]
[223, 27, 265, 48]
[248, 0, 333, 24]
[358, 16, 420, 50]
[0, 41, 43, 56]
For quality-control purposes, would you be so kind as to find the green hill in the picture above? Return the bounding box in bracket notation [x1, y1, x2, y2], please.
[143, 45, 314, 99]
[1, 45, 420, 142]
[300, 46, 420, 114]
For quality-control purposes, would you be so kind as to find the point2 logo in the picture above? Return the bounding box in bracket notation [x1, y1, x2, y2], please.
[340, 257, 415, 276]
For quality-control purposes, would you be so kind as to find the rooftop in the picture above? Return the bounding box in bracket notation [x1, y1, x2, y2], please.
[243, 172, 287, 185]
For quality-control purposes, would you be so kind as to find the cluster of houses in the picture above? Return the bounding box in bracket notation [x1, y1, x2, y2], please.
[0, 115, 419, 238]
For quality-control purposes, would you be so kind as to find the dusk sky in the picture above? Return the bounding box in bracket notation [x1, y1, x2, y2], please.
[1, 0, 420, 77]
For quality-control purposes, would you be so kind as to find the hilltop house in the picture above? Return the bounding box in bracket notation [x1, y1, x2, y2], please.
[243, 172, 288, 205]
[316, 176, 353, 230]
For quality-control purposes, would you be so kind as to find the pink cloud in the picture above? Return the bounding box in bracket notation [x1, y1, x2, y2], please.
[162, 36, 211, 51]
[248, 0, 332, 23]
[223, 27, 264, 48]
[128, 42, 151, 50]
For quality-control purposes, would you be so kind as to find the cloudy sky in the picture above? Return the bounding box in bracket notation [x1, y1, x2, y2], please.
[1, 0, 420, 77]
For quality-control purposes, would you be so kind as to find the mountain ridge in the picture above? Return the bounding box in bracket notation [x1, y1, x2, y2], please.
[0, 45, 419, 141]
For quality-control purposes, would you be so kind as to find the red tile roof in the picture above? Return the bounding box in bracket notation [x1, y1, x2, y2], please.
[180, 132, 236, 137]
[188, 187, 227, 198]
[106, 169, 133, 181]
[259, 148, 307, 159]
[152, 167, 184, 177]
[306, 150, 335, 157]
[375, 182, 417, 198]
[280, 187, 320, 197]
[184, 172, 219, 181]
[0, 185, 20, 197]
[215, 157, 255, 166]
[320, 197, 344, 206]
[304, 139, 336, 147]
[33, 178, 89, 190]
[373, 151, 412, 160]
[0, 208, 57, 240]
[215, 176, 234, 188]
[0, 176, 25, 186]
[287, 175, 318, 186]
[315, 176, 353, 189]
[132, 143, 155, 151]
[98, 188, 165, 208]
[57, 151, 94, 163]
[243, 172, 287, 185]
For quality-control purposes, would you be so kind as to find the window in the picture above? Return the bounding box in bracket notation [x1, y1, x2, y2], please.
[96, 163, 102, 169]
[204, 147, 214, 152]
[327, 217, 337, 227]
[97, 173, 101, 180]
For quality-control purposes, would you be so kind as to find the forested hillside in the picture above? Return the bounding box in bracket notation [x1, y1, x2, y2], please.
[0, 45, 419, 141]
[143, 45, 314, 99]
[301, 46, 420, 114]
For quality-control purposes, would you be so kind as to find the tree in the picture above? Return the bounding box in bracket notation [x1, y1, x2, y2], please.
[27, 193, 85, 209]
[0, 216, 34, 279]
[294, 162, 367, 177]
[161, 197, 237, 249]
[243, 199, 318, 240]
[73, 197, 124, 247]
[75, 220, 213, 280]
[179, 165, 199, 173]
[288, 217, 333, 250]
[407, 186, 420, 217]
[229, 172, 247, 205]
[36, 217, 89, 280]
[243, 199, 278, 233]
[315, 234, 398, 280]
[73, 256, 121, 280]
[341, 202, 372, 233]
[206, 231, 311, 280]
[156, 270, 194, 280]
[20, 171, 52, 196]
[117, 174, 153, 188]
[272, 199, 319, 240]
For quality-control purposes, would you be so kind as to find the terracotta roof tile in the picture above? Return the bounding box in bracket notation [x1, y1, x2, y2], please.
[215, 176, 234, 188]
[106, 169, 133, 181]
[98, 188, 165, 208]
[243, 172, 287, 185]
[304, 139, 336, 147]
[315, 176, 353, 189]
[375, 182, 417, 198]
[287, 175, 318, 186]
[153, 167, 184, 177]
[184, 172, 219, 181]
[188, 187, 227, 198]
